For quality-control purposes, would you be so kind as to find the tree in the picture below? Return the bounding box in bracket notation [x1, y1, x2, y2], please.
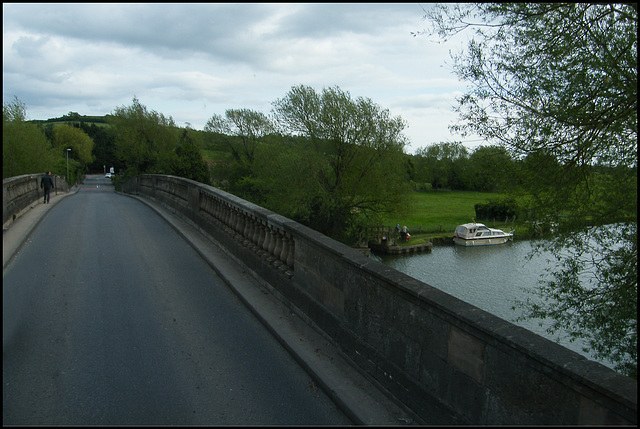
[3, 97, 58, 178]
[271, 85, 411, 240]
[109, 97, 179, 176]
[51, 124, 95, 167]
[49, 124, 95, 185]
[173, 129, 210, 184]
[468, 145, 514, 192]
[4, 95, 28, 122]
[204, 109, 275, 165]
[204, 109, 275, 199]
[425, 3, 637, 377]
[83, 123, 119, 174]
[414, 142, 468, 190]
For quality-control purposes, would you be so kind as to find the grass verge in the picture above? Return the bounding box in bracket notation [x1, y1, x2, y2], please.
[381, 190, 515, 246]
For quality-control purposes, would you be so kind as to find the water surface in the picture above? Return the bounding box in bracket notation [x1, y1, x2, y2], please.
[370, 239, 613, 369]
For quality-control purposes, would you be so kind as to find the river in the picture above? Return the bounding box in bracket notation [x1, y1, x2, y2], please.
[369, 239, 615, 370]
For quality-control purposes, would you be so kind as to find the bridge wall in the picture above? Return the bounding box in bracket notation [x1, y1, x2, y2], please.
[3, 174, 70, 227]
[122, 174, 636, 425]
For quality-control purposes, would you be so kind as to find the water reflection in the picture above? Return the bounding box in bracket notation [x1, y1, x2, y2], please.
[370, 240, 613, 369]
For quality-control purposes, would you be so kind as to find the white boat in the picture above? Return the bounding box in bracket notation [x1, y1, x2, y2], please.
[453, 222, 513, 247]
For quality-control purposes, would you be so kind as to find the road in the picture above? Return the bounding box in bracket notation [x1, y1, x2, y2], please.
[3, 175, 351, 425]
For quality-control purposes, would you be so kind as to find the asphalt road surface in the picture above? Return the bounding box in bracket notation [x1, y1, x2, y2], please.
[3, 175, 351, 425]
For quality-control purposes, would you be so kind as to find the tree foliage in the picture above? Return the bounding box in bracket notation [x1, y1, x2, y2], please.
[203, 108, 275, 198]
[3, 96, 59, 179]
[468, 145, 514, 192]
[204, 109, 275, 165]
[108, 97, 210, 184]
[270, 85, 412, 240]
[414, 142, 468, 190]
[412, 143, 514, 192]
[4, 95, 28, 122]
[425, 3, 637, 377]
[51, 124, 95, 167]
[109, 97, 179, 176]
[82, 123, 119, 174]
[173, 129, 211, 184]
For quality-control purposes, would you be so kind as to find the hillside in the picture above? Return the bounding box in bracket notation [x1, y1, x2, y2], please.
[28, 112, 112, 125]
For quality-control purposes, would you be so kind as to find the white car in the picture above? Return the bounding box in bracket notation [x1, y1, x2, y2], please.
[105, 173, 112, 179]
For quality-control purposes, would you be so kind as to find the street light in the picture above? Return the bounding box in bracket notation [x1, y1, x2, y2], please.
[66, 148, 71, 184]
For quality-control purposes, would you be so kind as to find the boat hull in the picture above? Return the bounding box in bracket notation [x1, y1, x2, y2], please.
[453, 235, 512, 247]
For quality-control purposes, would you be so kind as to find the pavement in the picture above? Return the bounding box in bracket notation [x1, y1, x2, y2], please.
[3, 183, 421, 426]
[3, 186, 80, 271]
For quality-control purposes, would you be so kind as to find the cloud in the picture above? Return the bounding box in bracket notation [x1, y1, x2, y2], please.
[3, 3, 484, 152]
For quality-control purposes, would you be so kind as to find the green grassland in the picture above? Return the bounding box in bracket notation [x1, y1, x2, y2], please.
[200, 148, 514, 245]
[380, 190, 512, 244]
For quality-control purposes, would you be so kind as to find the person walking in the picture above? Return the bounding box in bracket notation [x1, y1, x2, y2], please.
[41, 171, 54, 204]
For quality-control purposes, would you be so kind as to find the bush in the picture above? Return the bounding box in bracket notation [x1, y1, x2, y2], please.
[475, 199, 518, 221]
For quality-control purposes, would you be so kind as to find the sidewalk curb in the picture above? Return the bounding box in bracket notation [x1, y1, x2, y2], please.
[3, 188, 79, 272]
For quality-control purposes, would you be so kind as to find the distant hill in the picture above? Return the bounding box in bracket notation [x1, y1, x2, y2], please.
[28, 112, 112, 125]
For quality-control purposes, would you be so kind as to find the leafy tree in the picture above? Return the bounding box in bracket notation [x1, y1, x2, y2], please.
[109, 97, 179, 176]
[468, 145, 514, 192]
[204, 109, 275, 198]
[173, 129, 210, 184]
[83, 123, 119, 174]
[425, 3, 637, 377]
[3, 97, 58, 178]
[271, 85, 411, 240]
[414, 142, 468, 190]
[204, 109, 275, 165]
[51, 124, 95, 167]
[251, 139, 322, 220]
[4, 95, 28, 122]
[49, 124, 95, 185]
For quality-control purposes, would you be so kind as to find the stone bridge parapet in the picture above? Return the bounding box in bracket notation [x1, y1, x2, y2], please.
[3, 174, 70, 227]
[122, 174, 636, 425]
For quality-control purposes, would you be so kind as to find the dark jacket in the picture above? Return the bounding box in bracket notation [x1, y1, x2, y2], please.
[41, 174, 54, 190]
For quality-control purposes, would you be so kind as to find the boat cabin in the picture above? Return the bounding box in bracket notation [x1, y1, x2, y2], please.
[453, 222, 513, 246]
[454, 223, 493, 239]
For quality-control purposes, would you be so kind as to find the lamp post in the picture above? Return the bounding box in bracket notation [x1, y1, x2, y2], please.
[66, 148, 71, 184]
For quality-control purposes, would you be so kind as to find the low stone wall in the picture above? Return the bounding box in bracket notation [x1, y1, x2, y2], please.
[122, 174, 636, 425]
[3, 174, 70, 227]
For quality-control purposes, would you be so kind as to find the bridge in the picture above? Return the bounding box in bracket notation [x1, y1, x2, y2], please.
[3, 173, 637, 425]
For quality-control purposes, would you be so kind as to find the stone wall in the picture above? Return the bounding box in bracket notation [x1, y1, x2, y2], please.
[3, 174, 70, 227]
[122, 174, 636, 425]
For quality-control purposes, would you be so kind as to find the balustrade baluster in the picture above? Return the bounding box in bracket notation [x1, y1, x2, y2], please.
[221, 203, 229, 227]
[254, 222, 264, 254]
[225, 204, 233, 229]
[242, 214, 252, 245]
[225, 204, 232, 228]
[231, 209, 240, 234]
[272, 230, 283, 267]
[279, 232, 290, 268]
[285, 233, 294, 269]
[233, 210, 241, 235]
[264, 228, 276, 262]
[195, 191, 294, 278]
[251, 218, 261, 248]
[242, 213, 251, 243]
[261, 224, 271, 254]
[208, 196, 216, 220]
[211, 197, 220, 221]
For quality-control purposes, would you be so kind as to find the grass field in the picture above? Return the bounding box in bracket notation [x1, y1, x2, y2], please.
[380, 190, 508, 243]
[199, 147, 510, 244]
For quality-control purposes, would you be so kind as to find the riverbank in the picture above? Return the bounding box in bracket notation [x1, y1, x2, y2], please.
[369, 241, 432, 254]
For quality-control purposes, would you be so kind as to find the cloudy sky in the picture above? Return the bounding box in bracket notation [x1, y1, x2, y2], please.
[3, 3, 482, 153]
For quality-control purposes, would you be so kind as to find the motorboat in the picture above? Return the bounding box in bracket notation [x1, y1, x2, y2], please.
[453, 222, 513, 246]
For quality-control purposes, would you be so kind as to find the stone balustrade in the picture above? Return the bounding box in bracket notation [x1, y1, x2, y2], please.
[123, 175, 294, 278]
[121, 174, 636, 425]
[3, 174, 70, 227]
